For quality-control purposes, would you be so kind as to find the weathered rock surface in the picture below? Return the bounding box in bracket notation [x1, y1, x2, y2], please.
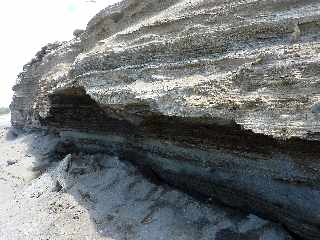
[11, 0, 320, 239]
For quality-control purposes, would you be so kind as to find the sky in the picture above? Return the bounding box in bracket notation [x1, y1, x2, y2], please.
[0, 0, 121, 108]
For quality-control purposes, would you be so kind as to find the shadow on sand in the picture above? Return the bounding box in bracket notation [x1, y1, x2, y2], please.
[2, 124, 292, 240]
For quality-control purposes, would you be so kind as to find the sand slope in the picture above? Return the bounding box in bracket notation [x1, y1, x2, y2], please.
[0, 115, 291, 240]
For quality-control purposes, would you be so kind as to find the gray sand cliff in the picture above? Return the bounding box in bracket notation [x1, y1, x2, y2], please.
[10, 1, 320, 239]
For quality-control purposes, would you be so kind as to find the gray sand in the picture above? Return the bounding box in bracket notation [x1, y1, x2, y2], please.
[0, 114, 290, 240]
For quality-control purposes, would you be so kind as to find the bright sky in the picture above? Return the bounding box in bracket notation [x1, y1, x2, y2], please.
[0, 0, 121, 108]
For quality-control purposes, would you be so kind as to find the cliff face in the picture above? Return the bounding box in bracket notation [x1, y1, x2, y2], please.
[11, 1, 320, 239]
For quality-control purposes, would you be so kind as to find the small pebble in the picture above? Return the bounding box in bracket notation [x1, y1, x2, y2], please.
[7, 160, 17, 166]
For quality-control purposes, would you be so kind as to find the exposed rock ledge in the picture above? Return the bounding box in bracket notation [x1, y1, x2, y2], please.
[11, 0, 320, 239]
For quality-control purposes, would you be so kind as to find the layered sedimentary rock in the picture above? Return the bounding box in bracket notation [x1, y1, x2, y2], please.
[11, 0, 320, 239]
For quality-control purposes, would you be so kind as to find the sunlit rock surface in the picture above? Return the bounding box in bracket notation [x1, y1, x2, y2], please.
[11, 1, 320, 239]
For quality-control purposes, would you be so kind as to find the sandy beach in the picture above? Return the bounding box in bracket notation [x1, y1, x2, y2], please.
[0, 114, 290, 240]
[0, 114, 10, 128]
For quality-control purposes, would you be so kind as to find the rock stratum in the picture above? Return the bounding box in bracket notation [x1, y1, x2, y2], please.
[11, 0, 320, 239]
